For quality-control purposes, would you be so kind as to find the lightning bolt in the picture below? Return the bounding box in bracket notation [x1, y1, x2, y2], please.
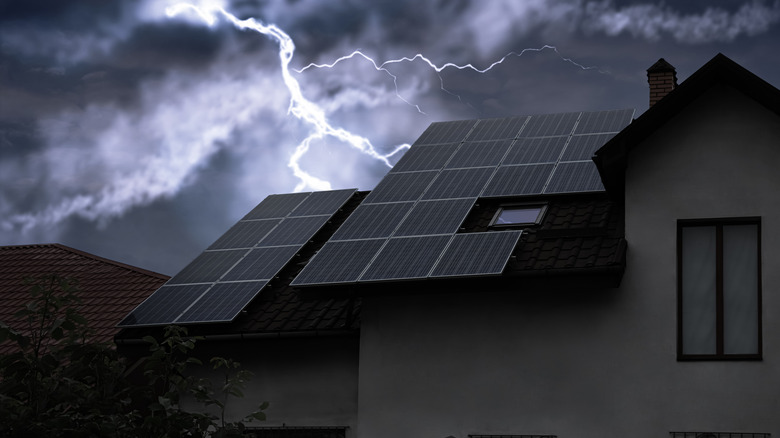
[296, 45, 605, 113]
[166, 2, 410, 192]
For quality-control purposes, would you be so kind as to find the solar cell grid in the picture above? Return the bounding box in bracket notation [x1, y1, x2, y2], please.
[466, 116, 527, 141]
[481, 164, 555, 197]
[430, 231, 522, 278]
[445, 140, 513, 169]
[561, 133, 616, 161]
[291, 239, 386, 285]
[413, 120, 476, 145]
[289, 188, 355, 217]
[177, 281, 268, 323]
[574, 108, 634, 134]
[258, 215, 330, 246]
[394, 198, 475, 237]
[544, 161, 604, 193]
[242, 192, 309, 220]
[363, 171, 438, 204]
[331, 202, 414, 240]
[503, 137, 568, 165]
[389, 143, 459, 173]
[421, 167, 495, 200]
[221, 245, 300, 281]
[207, 219, 280, 250]
[519, 112, 579, 137]
[359, 235, 451, 282]
[167, 250, 247, 285]
[118, 284, 210, 327]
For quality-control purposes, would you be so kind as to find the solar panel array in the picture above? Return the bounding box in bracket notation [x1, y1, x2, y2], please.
[292, 109, 633, 287]
[118, 189, 356, 327]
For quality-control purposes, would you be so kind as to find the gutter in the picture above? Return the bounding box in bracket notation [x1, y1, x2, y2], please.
[115, 329, 358, 345]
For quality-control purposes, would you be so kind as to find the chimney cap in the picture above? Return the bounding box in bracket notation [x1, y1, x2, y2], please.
[647, 58, 676, 73]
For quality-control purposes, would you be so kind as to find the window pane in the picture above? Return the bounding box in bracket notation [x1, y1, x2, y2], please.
[682, 226, 717, 355]
[723, 224, 759, 354]
[495, 207, 542, 225]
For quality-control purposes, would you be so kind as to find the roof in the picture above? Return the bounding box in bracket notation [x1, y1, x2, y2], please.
[595, 53, 780, 195]
[0, 244, 169, 354]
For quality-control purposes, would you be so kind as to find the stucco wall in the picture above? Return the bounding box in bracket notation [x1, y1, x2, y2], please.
[187, 335, 359, 436]
[356, 85, 780, 438]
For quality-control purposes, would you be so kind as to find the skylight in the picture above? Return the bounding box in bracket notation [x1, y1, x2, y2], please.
[491, 205, 546, 226]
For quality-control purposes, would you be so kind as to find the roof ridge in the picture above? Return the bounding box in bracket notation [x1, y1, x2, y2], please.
[0, 243, 170, 280]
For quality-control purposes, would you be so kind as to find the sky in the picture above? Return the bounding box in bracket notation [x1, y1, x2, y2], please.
[2, 0, 780, 276]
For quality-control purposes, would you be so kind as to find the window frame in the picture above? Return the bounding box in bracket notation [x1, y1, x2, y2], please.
[489, 203, 547, 228]
[676, 217, 762, 361]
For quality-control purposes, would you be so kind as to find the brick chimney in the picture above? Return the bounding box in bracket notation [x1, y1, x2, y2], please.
[647, 58, 677, 107]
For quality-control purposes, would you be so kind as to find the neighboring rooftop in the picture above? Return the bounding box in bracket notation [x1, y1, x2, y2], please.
[0, 243, 169, 354]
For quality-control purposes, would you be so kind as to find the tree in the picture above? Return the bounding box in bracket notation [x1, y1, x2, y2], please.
[0, 274, 267, 437]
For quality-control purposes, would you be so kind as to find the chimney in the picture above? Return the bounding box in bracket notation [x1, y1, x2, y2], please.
[647, 58, 677, 107]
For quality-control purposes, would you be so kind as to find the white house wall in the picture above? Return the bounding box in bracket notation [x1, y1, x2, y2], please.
[355, 84, 780, 437]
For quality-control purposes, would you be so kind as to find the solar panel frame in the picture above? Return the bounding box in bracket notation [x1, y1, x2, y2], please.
[421, 167, 495, 200]
[242, 192, 310, 220]
[543, 161, 605, 194]
[363, 171, 438, 204]
[221, 245, 301, 281]
[393, 198, 475, 237]
[466, 116, 528, 141]
[573, 108, 635, 134]
[291, 239, 387, 286]
[389, 143, 460, 173]
[445, 139, 514, 169]
[176, 280, 269, 323]
[117, 284, 211, 327]
[481, 164, 555, 198]
[503, 136, 569, 165]
[207, 219, 281, 250]
[330, 202, 415, 241]
[560, 133, 617, 161]
[257, 215, 331, 246]
[166, 250, 248, 285]
[359, 235, 452, 282]
[413, 120, 477, 145]
[519, 112, 579, 137]
[289, 188, 355, 217]
[429, 231, 522, 278]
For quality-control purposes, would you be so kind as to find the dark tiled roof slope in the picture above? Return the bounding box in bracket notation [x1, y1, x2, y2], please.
[460, 194, 625, 274]
[0, 244, 169, 354]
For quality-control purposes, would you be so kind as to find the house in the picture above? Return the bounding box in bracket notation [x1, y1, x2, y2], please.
[0, 243, 168, 354]
[116, 53, 780, 438]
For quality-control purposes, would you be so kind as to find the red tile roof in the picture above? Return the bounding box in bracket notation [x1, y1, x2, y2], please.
[0, 244, 169, 354]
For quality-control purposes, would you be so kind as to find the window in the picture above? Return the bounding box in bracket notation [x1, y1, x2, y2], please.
[677, 218, 761, 360]
[491, 204, 546, 227]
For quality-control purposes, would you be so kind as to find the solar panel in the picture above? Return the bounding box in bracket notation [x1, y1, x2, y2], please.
[289, 188, 355, 217]
[331, 202, 414, 240]
[503, 137, 568, 165]
[363, 171, 438, 204]
[207, 219, 281, 250]
[573, 108, 634, 134]
[429, 231, 522, 278]
[445, 140, 514, 169]
[242, 192, 310, 220]
[167, 250, 248, 285]
[120, 189, 358, 327]
[466, 116, 528, 141]
[291, 239, 387, 285]
[221, 245, 301, 281]
[481, 164, 555, 197]
[258, 215, 331, 246]
[359, 235, 451, 281]
[389, 143, 460, 173]
[118, 284, 210, 326]
[561, 133, 616, 161]
[413, 120, 477, 145]
[394, 198, 474, 237]
[422, 167, 495, 200]
[544, 161, 604, 193]
[519, 112, 579, 137]
[177, 281, 268, 323]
